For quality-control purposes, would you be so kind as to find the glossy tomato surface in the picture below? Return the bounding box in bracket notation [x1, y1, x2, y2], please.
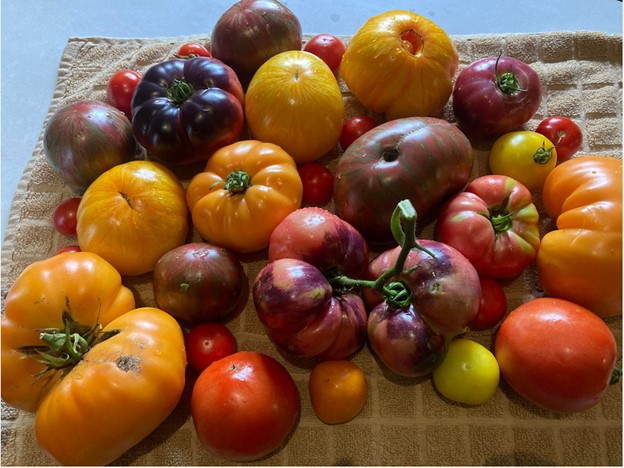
[298, 163, 335, 205]
[470, 277, 507, 330]
[106, 69, 141, 118]
[303, 34, 346, 75]
[185, 323, 237, 373]
[339, 115, 378, 151]
[191, 351, 299, 462]
[177, 42, 211, 58]
[535, 115, 583, 162]
[52, 197, 81, 236]
[495, 297, 617, 413]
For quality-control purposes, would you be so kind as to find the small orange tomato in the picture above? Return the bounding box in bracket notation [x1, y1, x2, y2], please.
[308, 360, 368, 424]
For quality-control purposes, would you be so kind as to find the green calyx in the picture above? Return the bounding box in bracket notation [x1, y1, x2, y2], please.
[167, 78, 194, 104]
[533, 142, 556, 165]
[494, 53, 527, 95]
[211, 169, 252, 195]
[486, 194, 514, 233]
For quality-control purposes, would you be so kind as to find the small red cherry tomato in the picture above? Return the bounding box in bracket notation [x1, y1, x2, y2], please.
[54, 245, 82, 255]
[535, 116, 583, 162]
[470, 277, 507, 330]
[52, 197, 81, 236]
[185, 322, 237, 373]
[339, 115, 378, 151]
[106, 69, 141, 118]
[177, 42, 211, 58]
[298, 162, 335, 205]
[303, 34, 346, 75]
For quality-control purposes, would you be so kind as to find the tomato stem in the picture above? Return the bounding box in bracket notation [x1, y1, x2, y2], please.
[533, 142, 556, 164]
[214, 170, 252, 194]
[167, 78, 194, 104]
[494, 53, 527, 95]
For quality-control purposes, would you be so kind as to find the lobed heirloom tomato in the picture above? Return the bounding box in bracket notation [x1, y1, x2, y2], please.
[187, 140, 303, 254]
[131, 56, 244, 166]
[434, 175, 541, 278]
[537, 156, 622, 317]
[1, 252, 186, 466]
[341, 10, 458, 119]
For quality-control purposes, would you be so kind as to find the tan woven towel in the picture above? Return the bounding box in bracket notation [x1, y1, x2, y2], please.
[1, 31, 622, 466]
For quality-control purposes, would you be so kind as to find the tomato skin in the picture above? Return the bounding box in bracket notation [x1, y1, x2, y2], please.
[489, 131, 557, 192]
[52, 197, 81, 236]
[106, 69, 141, 118]
[54, 245, 81, 255]
[303, 34, 346, 75]
[494, 297, 617, 413]
[339, 115, 378, 151]
[298, 162, 335, 205]
[535, 115, 583, 162]
[185, 323, 237, 373]
[191, 351, 299, 462]
[470, 277, 507, 330]
[452, 56, 542, 139]
[177, 42, 211, 58]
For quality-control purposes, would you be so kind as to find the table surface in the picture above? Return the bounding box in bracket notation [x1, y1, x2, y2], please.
[1, 0, 622, 243]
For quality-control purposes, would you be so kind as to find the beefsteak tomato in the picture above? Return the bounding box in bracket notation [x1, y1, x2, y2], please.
[537, 156, 622, 317]
[186, 140, 303, 253]
[434, 175, 541, 278]
[341, 10, 458, 119]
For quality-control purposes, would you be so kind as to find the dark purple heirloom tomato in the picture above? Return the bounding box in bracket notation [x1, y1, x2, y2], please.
[131, 57, 244, 165]
[333, 117, 473, 244]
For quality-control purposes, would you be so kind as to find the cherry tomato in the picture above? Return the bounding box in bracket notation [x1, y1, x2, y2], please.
[54, 245, 81, 255]
[303, 34, 346, 75]
[308, 360, 368, 424]
[535, 116, 583, 162]
[185, 323, 237, 373]
[298, 162, 334, 205]
[470, 277, 508, 330]
[339, 115, 378, 151]
[52, 197, 81, 236]
[432, 338, 500, 405]
[106, 69, 141, 119]
[177, 42, 211, 58]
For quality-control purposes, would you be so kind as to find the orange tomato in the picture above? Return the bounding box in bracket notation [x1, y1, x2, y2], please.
[308, 360, 368, 425]
[76, 160, 189, 276]
[245, 50, 344, 164]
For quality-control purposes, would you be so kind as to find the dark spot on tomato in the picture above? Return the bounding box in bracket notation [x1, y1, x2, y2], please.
[116, 355, 141, 373]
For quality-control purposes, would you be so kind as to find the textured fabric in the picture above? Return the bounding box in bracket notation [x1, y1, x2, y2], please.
[1, 31, 622, 466]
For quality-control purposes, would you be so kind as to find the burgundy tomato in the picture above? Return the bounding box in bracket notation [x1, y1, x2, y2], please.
[495, 297, 618, 413]
[52, 197, 81, 236]
[452, 55, 542, 139]
[535, 116, 583, 162]
[298, 163, 334, 205]
[339, 115, 378, 151]
[177, 42, 211, 58]
[106, 69, 142, 118]
[470, 277, 507, 330]
[191, 351, 299, 461]
[54, 245, 81, 255]
[303, 34, 346, 75]
[185, 323, 237, 373]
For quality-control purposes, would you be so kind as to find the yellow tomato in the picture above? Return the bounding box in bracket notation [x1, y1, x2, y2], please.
[308, 360, 368, 424]
[76, 160, 189, 276]
[245, 50, 344, 164]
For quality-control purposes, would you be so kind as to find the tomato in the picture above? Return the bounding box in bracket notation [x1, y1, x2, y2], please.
[339, 115, 378, 151]
[432, 338, 500, 406]
[308, 360, 368, 424]
[54, 245, 81, 255]
[191, 351, 299, 461]
[434, 175, 541, 278]
[537, 156, 622, 317]
[106, 69, 141, 118]
[245, 50, 344, 164]
[303, 34, 346, 75]
[494, 297, 618, 413]
[470, 277, 507, 330]
[187, 140, 302, 253]
[51, 197, 81, 236]
[489, 131, 557, 192]
[452, 55, 542, 139]
[535, 115, 583, 162]
[77, 160, 189, 276]
[185, 323, 237, 373]
[341, 10, 458, 119]
[298, 162, 334, 205]
[177, 42, 211, 58]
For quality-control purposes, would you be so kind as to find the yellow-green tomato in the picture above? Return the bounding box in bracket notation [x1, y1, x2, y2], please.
[488, 131, 557, 192]
[432, 338, 500, 405]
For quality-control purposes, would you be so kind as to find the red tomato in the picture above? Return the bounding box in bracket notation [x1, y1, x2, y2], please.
[191, 351, 299, 461]
[52, 197, 81, 236]
[339, 115, 378, 151]
[177, 42, 211, 58]
[54, 245, 81, 255]
[298, 162, 334, 205]
[470, 277, 507, 330]
[303, 34, 346, 75]
[185, 323, 237, 373]
[535, 116, 583, 162]
[494, 297, 618, 413]
[106, 69, 141, 118]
